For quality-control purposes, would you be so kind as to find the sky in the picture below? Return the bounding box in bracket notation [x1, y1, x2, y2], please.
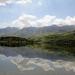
[0, 0, 75, 28]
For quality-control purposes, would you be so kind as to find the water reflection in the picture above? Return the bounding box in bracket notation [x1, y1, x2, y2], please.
[10, 55, 75, 72]
[0, 47, 75, 75]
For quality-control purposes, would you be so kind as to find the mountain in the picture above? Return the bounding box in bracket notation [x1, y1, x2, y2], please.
[0, 25, 75, 37]
[0, 27, 19, 36]
[15, 25, 75, 37]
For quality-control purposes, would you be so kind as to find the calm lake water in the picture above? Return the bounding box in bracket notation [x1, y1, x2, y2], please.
[0, 46, 75, 75]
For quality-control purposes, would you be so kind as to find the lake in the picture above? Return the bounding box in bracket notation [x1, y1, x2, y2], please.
[0, 46, 75, 75]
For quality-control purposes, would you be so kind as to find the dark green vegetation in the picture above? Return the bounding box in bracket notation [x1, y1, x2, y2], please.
[30, 31, 75, 55]
[33, 31, 75, 47]
[0, 36, 34, 47]
[0, 31, 75, 56]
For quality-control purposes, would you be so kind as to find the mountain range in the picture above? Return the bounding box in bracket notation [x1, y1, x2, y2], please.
[0, 25, 75, 37]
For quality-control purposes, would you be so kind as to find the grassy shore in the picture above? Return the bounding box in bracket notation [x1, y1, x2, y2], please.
[0, 31, 75, 55]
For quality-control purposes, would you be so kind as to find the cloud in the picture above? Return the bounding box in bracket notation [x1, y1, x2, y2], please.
[12, 14, 37, 28]
[37, 1, 42, 6]
[12, 14, 75, 28]
[15, 0, 32, 4]
[35, 15, 56, 27]
[52, 16, 75, 25]
[0, 0, 32, 6]
[12, 14, 56, 28]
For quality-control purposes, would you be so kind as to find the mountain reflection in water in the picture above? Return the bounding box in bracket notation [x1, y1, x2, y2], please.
[0, 47, 75, 75]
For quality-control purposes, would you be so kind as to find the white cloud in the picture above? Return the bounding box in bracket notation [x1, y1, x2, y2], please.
[15, 0, 32, 4]
[12, 14, 37, 28]
[12, 14, 56, 28]
[52, 16, 75, 26]
[37, 1, 42, 6]
[12, 14, 75, 28]
[35, 15, 56, 27]
[0, 0, 32, 6]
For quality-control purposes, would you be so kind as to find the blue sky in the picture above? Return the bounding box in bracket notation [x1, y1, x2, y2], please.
[0, 0, 75, 28]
